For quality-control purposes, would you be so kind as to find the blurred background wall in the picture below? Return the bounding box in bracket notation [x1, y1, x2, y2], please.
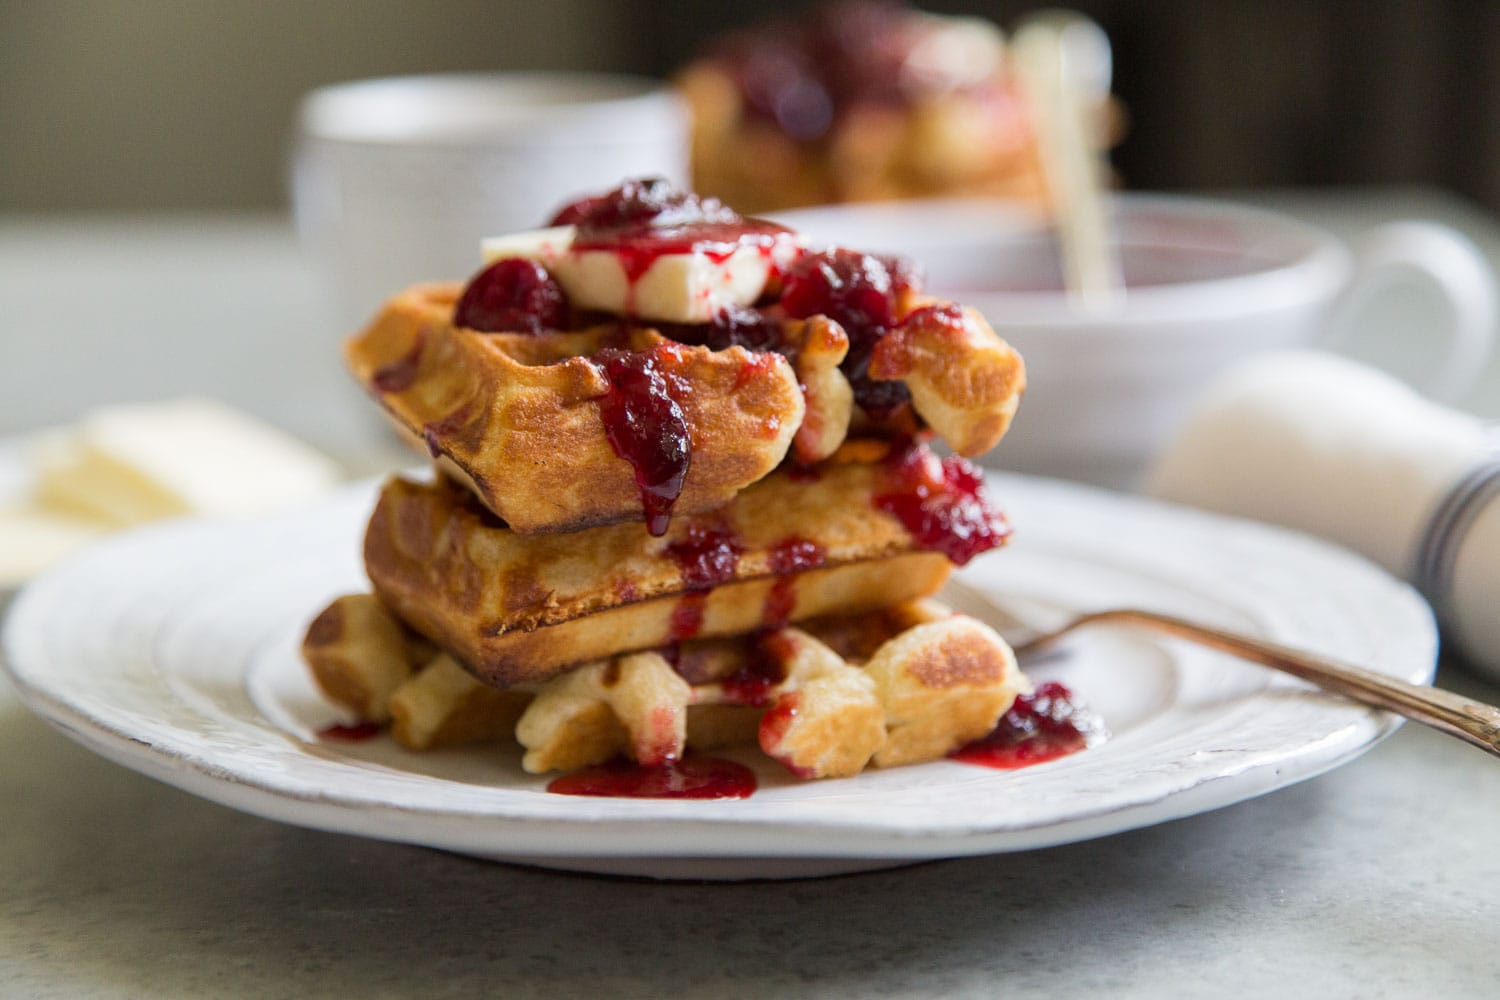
[4, 0, 1498, 213]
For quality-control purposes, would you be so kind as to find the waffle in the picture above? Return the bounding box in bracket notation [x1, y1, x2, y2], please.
[363, 454, 960, 687]
[302, 593, 432, 723]
[345, 284, 804, 534]
[310, 177, 1033, 789]
[303, 595, 1027, 779]
[347, 282, 1023, 535]
[867, 302, 1025, 458]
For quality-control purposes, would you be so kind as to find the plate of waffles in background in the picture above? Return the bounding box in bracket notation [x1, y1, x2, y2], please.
[0, 178, 1436, 879]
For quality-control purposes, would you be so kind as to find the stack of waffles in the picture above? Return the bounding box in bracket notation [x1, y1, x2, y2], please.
[303, 178, 1034, 787]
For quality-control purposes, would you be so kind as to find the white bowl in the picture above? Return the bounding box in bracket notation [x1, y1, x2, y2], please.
[777, 195, 1495, 487]
[292, 72, 690, 331]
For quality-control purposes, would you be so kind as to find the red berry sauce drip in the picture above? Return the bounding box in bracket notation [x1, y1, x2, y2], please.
[667, 524, 745, 589]
[664, 523, 744, 641]
[551, 178, 795, 307]
[780, 248, 922, 418]
[874, 442, 1011, 566]
[453, 258, 568, 333]
[547, 754, 757, 799]
[593, 346, 693, 536]
[660, 305, 787, 355]
[669, 594, 707, 643]
[950, 682, 1108, 769]
[551, 176, 739, 231]
[758, 692, 816, 779]
[318, 721, 382, 742]
[762, 536, 827, 627]
[763, 578, 799, 630]
[718, 644, 789, 707]
[768, 536, 826, 575]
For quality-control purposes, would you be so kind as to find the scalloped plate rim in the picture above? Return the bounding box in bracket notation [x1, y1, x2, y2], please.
[0, 474, 1437, 877]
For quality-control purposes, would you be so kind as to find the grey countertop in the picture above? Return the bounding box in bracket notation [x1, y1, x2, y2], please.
[3, 189, 1500, 997]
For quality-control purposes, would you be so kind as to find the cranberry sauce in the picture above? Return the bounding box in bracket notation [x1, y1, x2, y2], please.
[664, 523, 744, 640]
[453, 258, 569, 333]
[666, 524, 745, 589]
[662, 304, 787, 354]
[670, 593, 708, 642]
[551, 177, 793, 290]
[780, 248, 921, 418]
[711, 1, 937, 143]
[762, 536, 827, 627]
[757, 692, 815, 779]
[547, 754, 757, 799]
[718, 651, 788, 708]
[551, 176, 739, 231]
[317, 721, 383, 742]
[874, 441, 1010, 566]
[950, 682, 1107, 769]
[593, 346, 693, 535]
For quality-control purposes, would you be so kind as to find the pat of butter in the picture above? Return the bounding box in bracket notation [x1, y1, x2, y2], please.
[34, 398, 341, 527]
[481, 225, 798, 324]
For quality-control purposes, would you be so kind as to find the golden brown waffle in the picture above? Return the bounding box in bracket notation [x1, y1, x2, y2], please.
[303, 595, 1027, 780]
[363, 458, 960, 687]
[346, 284, 1024, 533]
[345, 284, 805, 535]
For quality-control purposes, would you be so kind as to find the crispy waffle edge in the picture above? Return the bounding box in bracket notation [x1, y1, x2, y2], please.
[362, 466, 955, 687]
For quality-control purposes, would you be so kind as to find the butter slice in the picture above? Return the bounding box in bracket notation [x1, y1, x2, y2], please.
[34, 398, 340, 526]
[481, 225, 798, 324]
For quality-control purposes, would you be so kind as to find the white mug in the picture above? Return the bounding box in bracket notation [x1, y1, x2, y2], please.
[778, 194, 1498, 487]
[292, 72, 691, 333]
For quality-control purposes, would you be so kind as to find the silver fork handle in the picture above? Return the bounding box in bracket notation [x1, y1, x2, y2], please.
[1014, 609, 1500, 758]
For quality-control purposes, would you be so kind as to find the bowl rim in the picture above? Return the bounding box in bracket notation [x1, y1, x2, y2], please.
[296, 71, 686, 148]
[777, 193, 1353, 332]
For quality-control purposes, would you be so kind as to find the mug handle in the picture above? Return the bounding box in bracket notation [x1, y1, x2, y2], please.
[1316, 221, 1497, 403]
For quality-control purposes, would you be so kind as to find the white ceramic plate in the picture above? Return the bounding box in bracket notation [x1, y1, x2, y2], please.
[1, 475, 1436, 880]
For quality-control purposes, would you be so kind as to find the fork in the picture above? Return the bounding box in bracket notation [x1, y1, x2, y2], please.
[947, 584, 1500, 759]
